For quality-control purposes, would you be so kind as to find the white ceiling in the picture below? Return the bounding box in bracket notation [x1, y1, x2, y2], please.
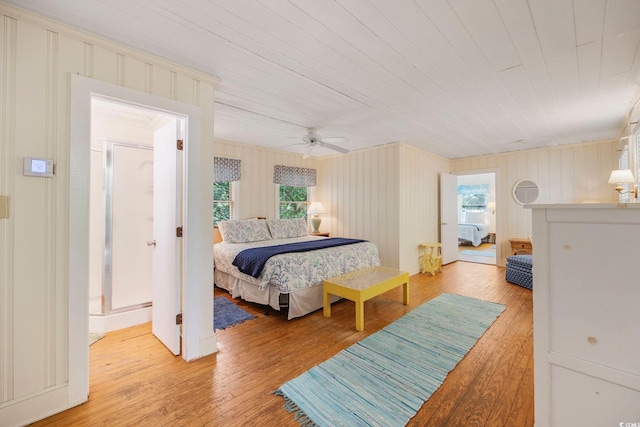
[9, 0, 640, 159]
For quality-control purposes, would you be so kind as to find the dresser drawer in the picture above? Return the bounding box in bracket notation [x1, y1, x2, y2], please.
[509, 238, 532, 255]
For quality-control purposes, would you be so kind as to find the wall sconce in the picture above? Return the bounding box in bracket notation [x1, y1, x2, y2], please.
[307, 201, 326, 233]
[608, 169, 638, 198]
[486, 202, 496, 215]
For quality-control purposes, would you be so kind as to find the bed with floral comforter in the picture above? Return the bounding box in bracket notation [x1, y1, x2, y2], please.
[213, 218, 380, 319]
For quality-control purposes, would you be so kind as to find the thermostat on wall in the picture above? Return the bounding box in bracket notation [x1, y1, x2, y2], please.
[23, 157, 54, 177]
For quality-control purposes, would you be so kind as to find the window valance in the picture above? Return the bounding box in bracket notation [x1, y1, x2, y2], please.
[457, 184, 489, 195]
[214, 157, 241, 182]
[273, 165, 317, 187]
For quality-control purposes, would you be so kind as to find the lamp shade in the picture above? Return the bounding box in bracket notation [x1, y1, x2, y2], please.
[486, 202, 496, 211]
[608, 169, 635, 184]
[307, 202, 326, 215]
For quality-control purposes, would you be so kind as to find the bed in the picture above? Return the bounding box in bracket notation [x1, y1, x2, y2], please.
[213, 217, 380, 319]
[457, 223, 490, 247]
[458, 210, 490, 247]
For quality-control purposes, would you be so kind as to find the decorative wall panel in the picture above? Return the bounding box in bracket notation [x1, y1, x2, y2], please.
[0, 4, 218, 425]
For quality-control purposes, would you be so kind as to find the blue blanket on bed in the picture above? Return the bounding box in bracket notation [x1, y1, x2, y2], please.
[232, 238, 365, 278]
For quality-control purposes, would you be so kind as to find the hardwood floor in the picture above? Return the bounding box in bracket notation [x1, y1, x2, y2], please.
[458, 242, 496, 253]
[458, 242, 497, 265]
[32, 262, 533, 426]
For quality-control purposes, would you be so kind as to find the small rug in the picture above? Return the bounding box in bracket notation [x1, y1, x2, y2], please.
[275, 293, 505, 426]
[460, 249, 496, 257]
[214, 297, 256, 330]
[88, 333, 104, 346]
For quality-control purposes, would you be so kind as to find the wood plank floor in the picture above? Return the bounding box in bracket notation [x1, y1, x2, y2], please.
[31, 261, 533, 426]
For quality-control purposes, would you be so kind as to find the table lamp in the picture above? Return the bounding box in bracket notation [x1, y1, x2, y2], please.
[307, 202, 326, 233]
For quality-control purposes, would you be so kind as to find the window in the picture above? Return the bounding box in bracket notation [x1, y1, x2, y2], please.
[278, 185, 308, 220]
[458, 184, 489, 212]
[214, 181, 233, 225]
[273, 165, 317, 220]
[213, 157, 241, 224]
[461, 193, 487, 211]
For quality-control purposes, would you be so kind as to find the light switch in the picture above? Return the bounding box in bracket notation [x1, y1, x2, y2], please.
[0, 196, 8, 218]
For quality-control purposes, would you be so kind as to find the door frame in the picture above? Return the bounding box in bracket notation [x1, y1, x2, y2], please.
[453, 168, 501, 264]
[69, 75, 216, 405]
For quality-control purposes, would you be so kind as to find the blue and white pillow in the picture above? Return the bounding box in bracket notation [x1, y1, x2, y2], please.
[218, 219, 272, 243]
[266, 218, 308, 239]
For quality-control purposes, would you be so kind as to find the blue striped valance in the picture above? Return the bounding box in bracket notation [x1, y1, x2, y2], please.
[457, 184, 489, 195]
[273, 165, 317, 187]
[214, 157, 241, 183]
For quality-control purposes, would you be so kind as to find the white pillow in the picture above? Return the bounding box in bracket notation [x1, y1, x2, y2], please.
[266, 218, 308, 239]
[464, 211, 487, 224]
[217, 219, 272, 243]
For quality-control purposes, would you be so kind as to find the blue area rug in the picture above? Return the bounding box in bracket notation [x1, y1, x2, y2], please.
[275, 293, 505, 426]
[460, 249, 496, 257]
[214, 297, 256, 331]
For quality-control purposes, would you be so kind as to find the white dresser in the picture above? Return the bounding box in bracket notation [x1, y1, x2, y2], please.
[531, 204, 640, 426]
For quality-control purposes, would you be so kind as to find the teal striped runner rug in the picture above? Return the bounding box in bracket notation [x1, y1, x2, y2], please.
[275, 293, 505, 426]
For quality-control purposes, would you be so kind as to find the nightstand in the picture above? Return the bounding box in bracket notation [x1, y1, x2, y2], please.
[309, 232, 330, 237]
[509, 238, 532, 255]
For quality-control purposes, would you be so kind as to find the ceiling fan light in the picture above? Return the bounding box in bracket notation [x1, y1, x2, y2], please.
[303, 145, 314, 159]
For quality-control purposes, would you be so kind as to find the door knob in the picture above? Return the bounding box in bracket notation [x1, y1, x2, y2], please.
[147, 240, 156, 247]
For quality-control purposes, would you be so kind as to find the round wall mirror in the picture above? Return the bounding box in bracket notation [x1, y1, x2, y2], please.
[512, 179, 540, 205]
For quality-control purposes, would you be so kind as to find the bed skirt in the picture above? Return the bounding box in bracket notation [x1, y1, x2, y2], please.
[214, 269, 339, 320]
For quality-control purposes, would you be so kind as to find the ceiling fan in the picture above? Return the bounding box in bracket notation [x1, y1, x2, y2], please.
[294, 128, 349, 159]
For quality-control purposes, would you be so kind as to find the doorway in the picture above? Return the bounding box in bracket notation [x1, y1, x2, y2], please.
[69, 74, 214, 406]
[88, 98, 183, 356]
[456, 173, 497, 265]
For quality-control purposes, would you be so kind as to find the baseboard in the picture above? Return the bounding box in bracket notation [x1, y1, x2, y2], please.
[89, 306, 152, 333]
[0, 384, 87, 427]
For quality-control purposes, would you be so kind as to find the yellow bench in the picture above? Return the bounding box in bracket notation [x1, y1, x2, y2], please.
[323, 266, 410, 331]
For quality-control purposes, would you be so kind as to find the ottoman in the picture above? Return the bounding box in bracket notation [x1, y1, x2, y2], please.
[506, 254, 533, 290]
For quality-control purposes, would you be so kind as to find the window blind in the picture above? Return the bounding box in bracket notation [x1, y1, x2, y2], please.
[214, 157, 241, 183]
[273, 165, 317, 187]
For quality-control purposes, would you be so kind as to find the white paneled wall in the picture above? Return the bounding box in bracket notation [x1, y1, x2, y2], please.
[315, 143, 449, 273]
[213, 139, 319, 220]
[451, 140, 619, 265]
[0, 4, 217, 425]
[398, 144, 451, 273]
[216, 138, 618, 272]
[317, 144, 400, 268]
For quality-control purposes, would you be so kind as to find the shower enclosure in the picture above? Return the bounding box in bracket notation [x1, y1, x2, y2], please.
[89, 140, 154, 333]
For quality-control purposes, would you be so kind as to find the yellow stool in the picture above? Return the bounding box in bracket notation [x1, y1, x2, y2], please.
[419, 242, 443, 275]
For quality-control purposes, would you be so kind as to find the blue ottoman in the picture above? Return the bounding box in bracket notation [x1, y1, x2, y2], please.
[506, 255, 533, 290]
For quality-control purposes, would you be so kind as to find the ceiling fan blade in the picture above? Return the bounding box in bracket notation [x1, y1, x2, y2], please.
[320, 136, 347, 144]
[321, 141, 349, 154]
[302, 145, 314, 159]
[279, 142, 306, 149]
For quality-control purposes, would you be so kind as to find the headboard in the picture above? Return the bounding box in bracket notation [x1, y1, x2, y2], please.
[213, 226, 223, 244]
